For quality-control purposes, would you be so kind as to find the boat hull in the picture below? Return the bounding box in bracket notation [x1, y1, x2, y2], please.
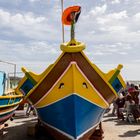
[16, 46, 126, 139]
[0, 108, 16, 125]
[0, 96, 22, 125]
[37, 94, 105, 139]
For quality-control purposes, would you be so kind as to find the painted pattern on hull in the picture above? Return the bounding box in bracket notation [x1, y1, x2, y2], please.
[0, 95, 23, 125]
[17, 52, 122, 106]
[35, 62, 108, 109]
[37, 94, 105, 139]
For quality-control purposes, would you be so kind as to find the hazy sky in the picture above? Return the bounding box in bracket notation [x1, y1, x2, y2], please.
[0, 0, 140, 80]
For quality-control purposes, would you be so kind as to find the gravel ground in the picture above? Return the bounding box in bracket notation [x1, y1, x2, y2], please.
[0, 110, 37, 140]
[103, 112, 140, 140]
[0, 110, 140, 140]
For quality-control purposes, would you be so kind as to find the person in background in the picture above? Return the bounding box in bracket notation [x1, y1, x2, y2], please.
[115, 93, 125, 120]
[124, 95, 135, 122]
[138, 90, 140, 106]
[129, 85, 139, 105]
[26, 102, 36, 116]
[128, 84, 135, 93]
[126, 82, 131, 91]
[112, 101, 118, 116]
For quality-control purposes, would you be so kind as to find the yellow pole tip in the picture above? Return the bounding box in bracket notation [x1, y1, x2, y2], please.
[21, 67, 27, 73]
[117, 64, 123, 70]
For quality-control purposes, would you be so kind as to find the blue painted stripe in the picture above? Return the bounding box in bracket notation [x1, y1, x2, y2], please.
[14, 97, 21, 103]
[0, 97, 21, 106]
[20, 79, 35, 96]
[37, 94, 105, 138]
[111, 78, 123, 93]
[0, 99, 9, 106]
[9, 99, 14, 104]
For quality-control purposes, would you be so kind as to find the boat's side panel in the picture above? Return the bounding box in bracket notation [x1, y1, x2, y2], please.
[105, 70, 126, 94]
[37, 94, 105, 139]
[72, 52, 117, 104]
[0, 111, 14, 125]
[0, 95, 22, 124]
[35, 63, 74, 108]
[0, 98, 9, 106]
[19, 52, 118, 105]
[111, 77, 123, 93]
[27, 53, 72, 104]
[20, 79, 35, 96]
[0, 96, 22, 108]
[0, 105, 17, 116]
[74, 63, 109, 108]
[0, 104, 18, 114]
[35, 62, 108, 109]
[0, 105, 18, 125]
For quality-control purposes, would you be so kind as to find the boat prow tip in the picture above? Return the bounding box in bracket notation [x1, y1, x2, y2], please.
[117, 64, 123, 70]
[21, 67, 28, 73]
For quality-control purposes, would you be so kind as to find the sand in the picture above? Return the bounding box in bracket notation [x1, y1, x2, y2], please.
[103, 113, 140, 140]
[0, 110, 140, 140]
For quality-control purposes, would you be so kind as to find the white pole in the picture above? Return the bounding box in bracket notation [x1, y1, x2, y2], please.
[61, 0, 65, 42]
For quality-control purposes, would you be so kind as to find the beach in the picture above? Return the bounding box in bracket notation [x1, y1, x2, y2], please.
[103, 112, 140, 140]
[0, 110, 140, 140]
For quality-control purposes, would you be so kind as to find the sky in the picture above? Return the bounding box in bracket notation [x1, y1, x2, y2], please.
[0, 0, 140, 80]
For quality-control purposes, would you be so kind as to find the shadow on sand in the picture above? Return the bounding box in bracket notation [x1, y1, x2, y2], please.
[0, 115, 54, 140]
[0, 116, 37, 140]
[119, 129, 140, 138]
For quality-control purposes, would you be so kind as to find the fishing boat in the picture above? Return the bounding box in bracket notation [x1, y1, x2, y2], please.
[16, 6, 126, 140]
[0, 71, 23, 126]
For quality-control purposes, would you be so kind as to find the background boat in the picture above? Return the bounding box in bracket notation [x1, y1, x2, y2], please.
[0, 71, 23, 126]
